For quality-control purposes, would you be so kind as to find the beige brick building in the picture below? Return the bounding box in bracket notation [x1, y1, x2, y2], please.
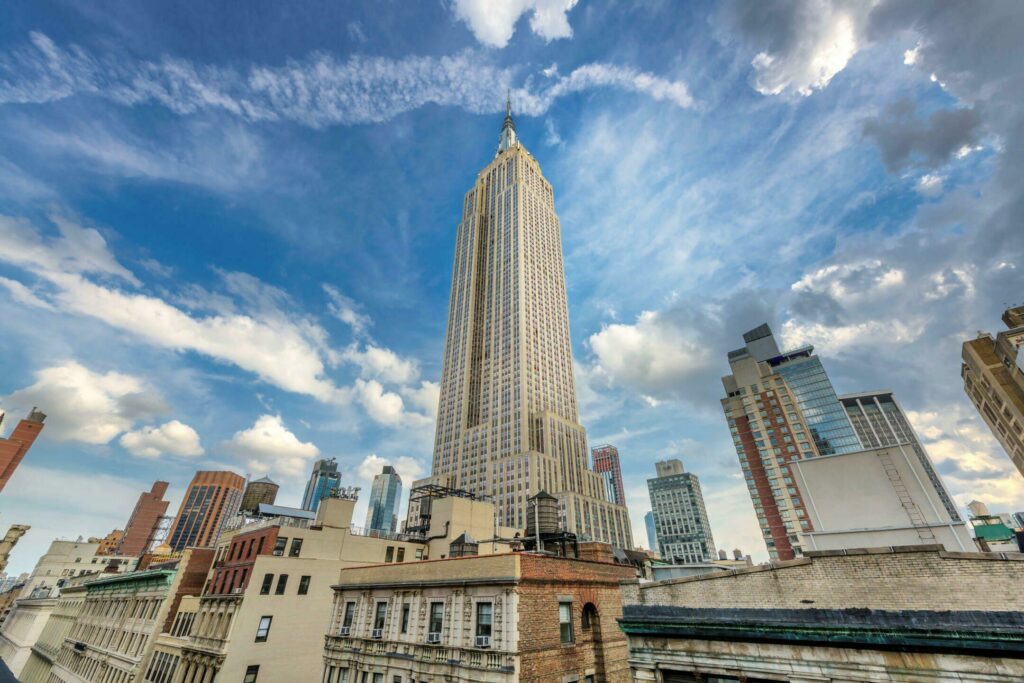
[621, 545, 1024, 681]
[426, 99, 632, 548]
[962, 305, 1024, 477]
[323, 550, 635, 683]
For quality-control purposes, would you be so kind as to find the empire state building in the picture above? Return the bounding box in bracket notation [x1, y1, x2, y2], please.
[426, 100, 633, 548]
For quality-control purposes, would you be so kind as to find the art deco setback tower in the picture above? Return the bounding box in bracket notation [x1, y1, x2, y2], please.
[429, 100, 632, 548]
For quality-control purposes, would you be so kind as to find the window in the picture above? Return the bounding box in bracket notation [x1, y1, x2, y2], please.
[289, 538, 303, 557]
[298, 575, 311, 595]
[396, 548, 405, 563]
[476, 602, 492, 638]
[429, 602, 444, 636]
[559, 602, 573, 644]
[582, 603, 597, 630]
[275, 574, 288, 595]
[273, 537, 288, 556]
[244, 665, 260, 683]
[260, 573, 273, 595]
[255, 616, 272, 643]
[374, 602, 388, 634]
[342, 602, 356, 631]
[385, 547, 395, 563]
[400, 604, 410, 633]
[373, 675, 383, 683]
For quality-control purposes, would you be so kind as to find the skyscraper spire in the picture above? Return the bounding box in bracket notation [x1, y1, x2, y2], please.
[497, 89, 517, 154]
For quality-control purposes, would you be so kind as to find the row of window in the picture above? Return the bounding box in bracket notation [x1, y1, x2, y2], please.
[258, 573, 311, 597]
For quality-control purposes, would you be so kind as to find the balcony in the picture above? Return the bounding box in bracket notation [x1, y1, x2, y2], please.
[323, 636, 514, 672]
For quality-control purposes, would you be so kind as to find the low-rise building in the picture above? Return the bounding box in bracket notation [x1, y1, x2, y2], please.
[18, 539, 138, 598]
[620, 545, 1024, 682]
[168, 491, 518, 683]
[0, 590, 59, 676]
[18, 579, 88, 683]
[322, 550, 635, 683]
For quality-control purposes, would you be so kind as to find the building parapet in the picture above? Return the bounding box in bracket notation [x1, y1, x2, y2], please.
[324, 635, 515, 673]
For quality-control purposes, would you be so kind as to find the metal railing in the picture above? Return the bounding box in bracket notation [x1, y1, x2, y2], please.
[323, 635, 512, 671]
[346, 525, 425, 543]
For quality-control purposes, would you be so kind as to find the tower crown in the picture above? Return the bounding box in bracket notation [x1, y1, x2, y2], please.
[497, 90, 518, 155]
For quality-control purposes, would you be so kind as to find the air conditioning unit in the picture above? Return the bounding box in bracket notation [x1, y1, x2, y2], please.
[371, 628, 383, 639]
[426, 632, 441, 644]
[339, 627, 350, 637]
[475, 635, 491, 648]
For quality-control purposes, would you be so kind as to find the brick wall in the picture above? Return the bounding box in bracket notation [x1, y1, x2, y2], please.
[627, 546, 1024, 612]
[518, 554, 634, 683]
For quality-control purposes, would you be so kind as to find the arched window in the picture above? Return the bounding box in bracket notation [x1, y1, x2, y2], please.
[581, 603, 598, 630]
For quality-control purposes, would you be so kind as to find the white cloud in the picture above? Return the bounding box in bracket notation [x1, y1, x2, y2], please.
[588, 310, 713, 399]
[324, 284, 372, 336]
[451, 0, 578, 48]
[917, 173, 944, 196]
[400, 381, 440, 418]
[354, 379, 430, 428]
[0, 275, 55, 311]
[342, 344, 419, 384]
[224, 414, 320, 479]
[356, 453, 424, 488]
[119, 420, 204, 458]
[0, 32, 694, 129]
[1, 361, 164, 444]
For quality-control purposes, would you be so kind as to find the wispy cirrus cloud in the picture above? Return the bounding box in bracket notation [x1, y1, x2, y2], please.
[0, 32, 694, 128]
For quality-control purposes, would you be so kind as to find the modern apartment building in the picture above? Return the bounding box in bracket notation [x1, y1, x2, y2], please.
[167, 471, 245, 552]
[0, 407, 45, 492]
[646, 460, 716, 564]
[962, 305, 1024, 477]
[302, 458, 342, 513]
[591, 445, 626, 506]
[364, 465, 403, 533]
[426, 98, 632, 548]
[240, 476, 279, 515]
[117, 482, 171, 557]
[322, 550, 635, 683]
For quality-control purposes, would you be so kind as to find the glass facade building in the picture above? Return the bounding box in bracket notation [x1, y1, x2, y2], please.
[302, 458, 342, 513]
[644, 510, 658, 552]
[365, 465, 403, 533]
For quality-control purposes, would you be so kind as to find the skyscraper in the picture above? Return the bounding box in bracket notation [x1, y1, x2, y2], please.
[116, 480, 170, 556]
[240, 476, 279, 514]
[647, 459, 716, 563]
[839, 390, 960, 520]
[591, 444, 626, 507]
[426, 98, 632, 548]
[0, 408, 45, 493]
[644, 511, 658, 552]
[962, 305, 1024, 477]
[365, 465, 403, 533]
[302, 458, 341, 512]
[167, 471, 244, 551]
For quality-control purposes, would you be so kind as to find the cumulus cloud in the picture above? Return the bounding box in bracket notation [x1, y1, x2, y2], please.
[354, 379, 430, 428]
[400, 381, 440, 418]
[224, 414, 320, 479]
[451, 0, 578, 48]
[357, 453, 425, 487]
[0, 32, 694, 129]
[1, 361, 165, 444]
[119, 420, 204, 458]
[863, 100, 983, 172]
[721, 0, 874, 96]
[342, 344, 419, 384]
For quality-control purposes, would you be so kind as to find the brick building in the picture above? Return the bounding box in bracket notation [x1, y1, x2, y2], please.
[323, 549, 635, 683]
[118, 481, 172, 557]
[0, 407, 45, 493]
[591, 445, 626, 507]
[620, 545, 1024, 681]
[167, 471, 245, 552]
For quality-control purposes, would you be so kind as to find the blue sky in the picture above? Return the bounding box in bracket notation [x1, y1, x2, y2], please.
[1, 0, 1022, 574]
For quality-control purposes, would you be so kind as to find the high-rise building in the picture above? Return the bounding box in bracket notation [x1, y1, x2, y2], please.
[839, 390, 960, 520]
[365, 465, 403, 533]
[0, 407, 45, 492]
[647, 459, 716, 564]
[240, 475, 279, 514]
[116, 480, 171, 556]
[426, 98, 632, 548]
[167, 471, 244, 551]
[591, 444, 626, 506]
[739, 325, 860, 455]
[962, 306, 1024, 477]
[723, 325, 827, 560]
[302, 458, 341, 512]
[644, 511, 658, 552]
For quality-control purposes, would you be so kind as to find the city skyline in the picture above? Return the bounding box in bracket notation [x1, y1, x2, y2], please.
[0, 1, 1023, 574]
